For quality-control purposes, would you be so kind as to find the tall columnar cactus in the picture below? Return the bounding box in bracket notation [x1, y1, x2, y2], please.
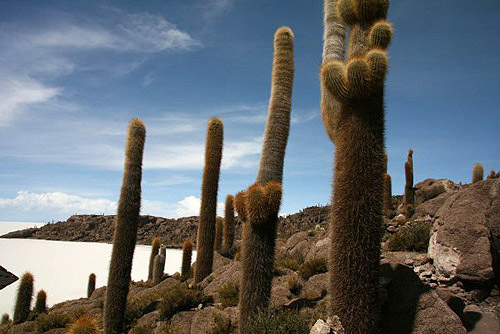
[87, 273, 96, 298]
[194, 117, 223, 284]
[148, 237, 161, 281]
[404, 149, 414, 208]
[320, 0, 393, 332]
[222, 194, 235, 254]
[34, 290, 47, 314]
[383, 153, 392, 217]
[13, 272, 34, 324]
[214, 217, 223, 252]
[472, 163, 484, 183]
[239, 26, 294, 327]
[103, 119, 146, 334]
[153, 245, 166, 284]
[181, 239, 193, 280]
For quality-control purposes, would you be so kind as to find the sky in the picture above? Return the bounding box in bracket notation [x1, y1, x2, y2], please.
[0, 0, 499, 222]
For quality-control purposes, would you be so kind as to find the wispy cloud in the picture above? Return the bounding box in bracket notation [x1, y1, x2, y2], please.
[197, 0, 233, 21]
[0, 191, 224, 221]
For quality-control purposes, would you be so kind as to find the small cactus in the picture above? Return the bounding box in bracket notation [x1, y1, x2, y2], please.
[181, 239, 193, 280]
[13, 272, 34, 324]
[153, 245, 166, 284]
[87, 273, 96, 298]
[214, 217, 223, 252]
[222, 194, 235, 254]
[404, 149, 414, 208]
[148, 237, 161, 281]
[1, 313, 10, 325]
[487, 169, 497, 179]
[67, 317, 100, 334]
[34, 290, 47, 314]
[103, 119, 146, 334]
[194, 117, 223, 284]
[472, 163, 484, 183]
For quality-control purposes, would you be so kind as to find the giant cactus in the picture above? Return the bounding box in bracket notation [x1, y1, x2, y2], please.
[320, 0, 393, 332]
[383, 153, 392, 217]
[13, 272, 34, 324]
[214, 217, 223, 252]
[148, 237, 161, 281]
[103, 119, 146, 334]
[472, 163, 484, 183]
[403, 149, 414, 208]
[87, 273, 96, 298]
[181, 239, 193, 280]
[152, 244, 166, 284]
[222, 194, 235, 254]
[239, 26, 294, 327]
[194, 117, 223, 283]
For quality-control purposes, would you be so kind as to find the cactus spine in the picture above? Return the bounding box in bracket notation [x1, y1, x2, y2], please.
[214, 217, 223, 252]
[148, 237, 161, 281]
[34, 290, 47, 314]
[181, 239, 193, 280]
[239, 26, 294, 327]
[103, 119, 146, 334]
[403, 149, 414, 208]
[472, 163, 484, 183]
[152, 245, 166, 284]
[87, 273, 96, 298]
[13, 272, 34, 324]
[383, 153, 392, 217]
[321, 0, 392, 332]
[222, 194, 235, 254]
[194, 117, 223, 284]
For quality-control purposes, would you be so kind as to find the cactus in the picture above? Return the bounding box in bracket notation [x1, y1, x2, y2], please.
[67, 317, 100, 334]
[153, 244, 166, 284]
[472, 163, 484, 183]
[214, 217, 223, 252]
[320, 0, 392, 332]
[181, 239, 193, 280]
[13, 272, 34, 324]
[103, 119, 146, 334]
[239, 26, 294, 327]
[34, 290, 47, 314]
[194, 117, 223, 284]
[222, 194, 235, 254]
[148, 237, 161, 281]
[383, 153, 392, 217]
[1, 313, 10, 325]
[488, 169, 497, 179]
[87, 273, 96, 298]
[404, 149, 414, 208]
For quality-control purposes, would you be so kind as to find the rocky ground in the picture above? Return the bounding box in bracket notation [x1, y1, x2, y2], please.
[1, 178, 499, 333]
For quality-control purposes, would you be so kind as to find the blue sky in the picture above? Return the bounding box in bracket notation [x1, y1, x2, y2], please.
[0, 0, 499, 222]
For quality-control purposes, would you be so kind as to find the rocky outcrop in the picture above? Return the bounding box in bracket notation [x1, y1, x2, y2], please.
[428, 179, 500, 283]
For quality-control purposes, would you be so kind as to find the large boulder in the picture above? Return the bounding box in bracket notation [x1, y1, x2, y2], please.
[414, 179, 459, 206]
[428, 179, 500, 283]
[380, 262, 467, 334]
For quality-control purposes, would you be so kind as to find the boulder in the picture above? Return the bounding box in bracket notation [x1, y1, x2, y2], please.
[270, 275, 294, 307]
[305, 238, 330, 262]
[170, 307, 231, 334]
[285, 231, 310, 257]
[414, 179, 458, 206]
[380, 262, 466, 334]
[200, 261, 241, 303]
[301, 273, 328, 299]
[428, 179, 500, 283]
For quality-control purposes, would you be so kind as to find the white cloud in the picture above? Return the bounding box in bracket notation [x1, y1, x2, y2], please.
[175, 196, 201, 217]
[199, 0, 233, 21]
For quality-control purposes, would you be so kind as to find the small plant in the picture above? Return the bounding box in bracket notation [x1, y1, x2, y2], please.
[34, 290, 47, 314]
[67, 317, 100, 334]
[219, 282, 239, 308]
[240, 308, 309, 334]
[386, 222, 432, 252]
[298, 258, 327, 280]
[473, 163, 484, 183]
[36, 312, 70, 333]
[159, 285, 212, 320]
[87, 273, 96, 298]
[288, 276, 302, 295]
[275, 254, 304, 271]
[125, 290, 162, 327]
[208, 315, 236, 334]
[13, 272, 34, 324]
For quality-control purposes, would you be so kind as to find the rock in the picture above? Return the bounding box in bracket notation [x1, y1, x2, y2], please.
[270, 275, 294, 307]
[170, 307, 232, 334]
[393, 214, 407, 224]
[305, 238, 330, 262]
[310, 319, 333, 334]
[428, 179, 500, 283]
[131, 310, 160, 332]
[300, 273, 328, 299]
[414, 179, 458, 206]
[200, 261, 241, 303]
[380, 262, 467, 334]
[285, 231, 310, 256]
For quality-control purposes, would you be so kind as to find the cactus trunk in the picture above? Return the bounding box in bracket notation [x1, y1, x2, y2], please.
[194, 118, 223, 284]
[403, 149, 414, 208]
[472, 163, 484, 183]
[321, 0, 393, 332]
[103, 119, 146, 334]
[239, 26, 294, 327]
[152, 245, 166, 284]
[181, 239, 193, 280]
[34, 290, 47, 314]
[222, 194, 235, 254]
[87, 273, 96, 298]
[148, 237, 161, 281]
[13, 272, 34, 324]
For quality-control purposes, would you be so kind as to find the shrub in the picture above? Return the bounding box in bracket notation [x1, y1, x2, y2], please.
[208, 315, 236, 334]
[66, 317, 100, 334]
[240, 308, 309, 334]
[298, 258, 327, 280]
[219, 282, 239, 308]
[36, 312, 70, 333]
[386, 222, 432, 252]
[275, 254, 304, 272]
[159, 285, 212, 320]
[288, 276, 302, 295]
[125, 290, 162, 328]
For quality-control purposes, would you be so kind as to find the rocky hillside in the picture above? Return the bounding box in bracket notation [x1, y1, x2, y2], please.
[1, 205, 330, 248]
